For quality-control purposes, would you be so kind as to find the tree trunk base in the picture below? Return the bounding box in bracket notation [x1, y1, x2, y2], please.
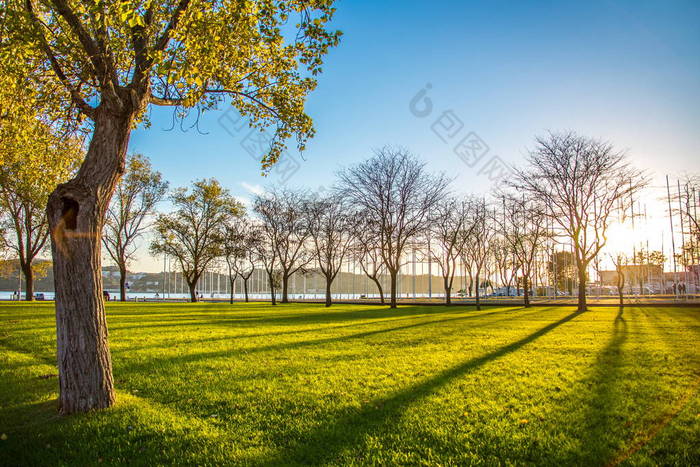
[48, 183, 116, 415]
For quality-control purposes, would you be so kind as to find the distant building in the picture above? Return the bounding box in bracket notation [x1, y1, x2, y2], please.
[599, 265, 699, 294]
[662, 268, 699, 293]
[599, 264, 664, 292]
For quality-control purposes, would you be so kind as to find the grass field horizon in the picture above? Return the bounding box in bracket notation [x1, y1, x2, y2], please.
[1, 302, 698, 465]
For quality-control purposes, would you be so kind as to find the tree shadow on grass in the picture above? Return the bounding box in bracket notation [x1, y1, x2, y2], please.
[522, 307, 693, 466]
[122, 308, 532, 375]
[0, 338, 57, 369]
[0, 345, 60, 431]
[107, 306, 522, 331]
[569, 307, 629, 464]
[640, 307, 700, 341]
[255, 310, 583, 465]
[108, 305, 494, 333]
[114, 310, 471, 353]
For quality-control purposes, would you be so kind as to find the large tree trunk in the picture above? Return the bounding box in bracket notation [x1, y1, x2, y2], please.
[229, 278, 235, 304]
[187, 279, 198, 302]
[119, 263, 127, 302]
[46, 110, 133, 414]
[21, 262, 33, 301]
[243, 278, 249, 302]
[324, 276, 333, 307]
[389, 270, 398, 309]
[577, 262, 587, 311]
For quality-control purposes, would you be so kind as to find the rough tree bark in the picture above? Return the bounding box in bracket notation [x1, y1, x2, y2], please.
[47, 110, 134, 414]
[243, 279, 249, 302]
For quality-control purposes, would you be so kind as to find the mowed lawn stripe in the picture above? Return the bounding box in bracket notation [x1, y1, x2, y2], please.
[1, 303, 698, 465]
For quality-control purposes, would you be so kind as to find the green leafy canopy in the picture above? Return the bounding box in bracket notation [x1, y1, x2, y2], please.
[4, 0, 342, 168]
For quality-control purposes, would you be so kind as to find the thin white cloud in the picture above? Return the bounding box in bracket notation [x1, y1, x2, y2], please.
[235, 195, 251, 207]
[240, 181, 265, 196]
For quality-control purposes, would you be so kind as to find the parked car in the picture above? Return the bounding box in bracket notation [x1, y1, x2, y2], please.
[34, 293, 45, 301]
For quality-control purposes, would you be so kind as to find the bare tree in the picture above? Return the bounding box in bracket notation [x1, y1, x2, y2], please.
[338, 147, 449, 308]
[222, 218, 259, 304]
[103, 154, 168, 301]
[461, 198, 494, 311]
[462, 256, 475, 297]
[150, 179, 242, 302]
[252, 222, 279, 306]
[490, 237, 518, 298]
[632, 249, 666, 293]
[610, 253, 628, 307]
[253, 188, 311, 303]
[305, 194, 357, 307]
[495, 195, 550, 307]
[512, 132, 647, 311]
[351, 216, 387, 303]
[675, 175, 699, 279]
[429, 197, 474, 304]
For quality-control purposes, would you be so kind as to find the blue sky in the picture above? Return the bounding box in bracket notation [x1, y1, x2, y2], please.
[129, 0, 700, 271]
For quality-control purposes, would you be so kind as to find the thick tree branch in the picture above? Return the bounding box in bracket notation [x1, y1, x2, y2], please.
[48, 0, 117, 90]
[153, 0, 191, 53]
[24, 0, 96, 119]
[149, 95, 184, 106]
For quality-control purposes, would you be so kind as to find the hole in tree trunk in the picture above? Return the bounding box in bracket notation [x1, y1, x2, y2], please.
[61, 197, 79, 230]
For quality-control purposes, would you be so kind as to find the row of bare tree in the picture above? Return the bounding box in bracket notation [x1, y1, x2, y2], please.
[140, 132, 649, 313]
[0, 131, 652, 315]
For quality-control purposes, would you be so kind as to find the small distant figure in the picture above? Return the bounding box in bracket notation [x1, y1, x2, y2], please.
[155, 292, 160, 299]
[103, 290, 110, 301]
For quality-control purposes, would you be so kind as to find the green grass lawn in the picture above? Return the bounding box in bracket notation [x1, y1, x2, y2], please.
[1, 302, 698, 466]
